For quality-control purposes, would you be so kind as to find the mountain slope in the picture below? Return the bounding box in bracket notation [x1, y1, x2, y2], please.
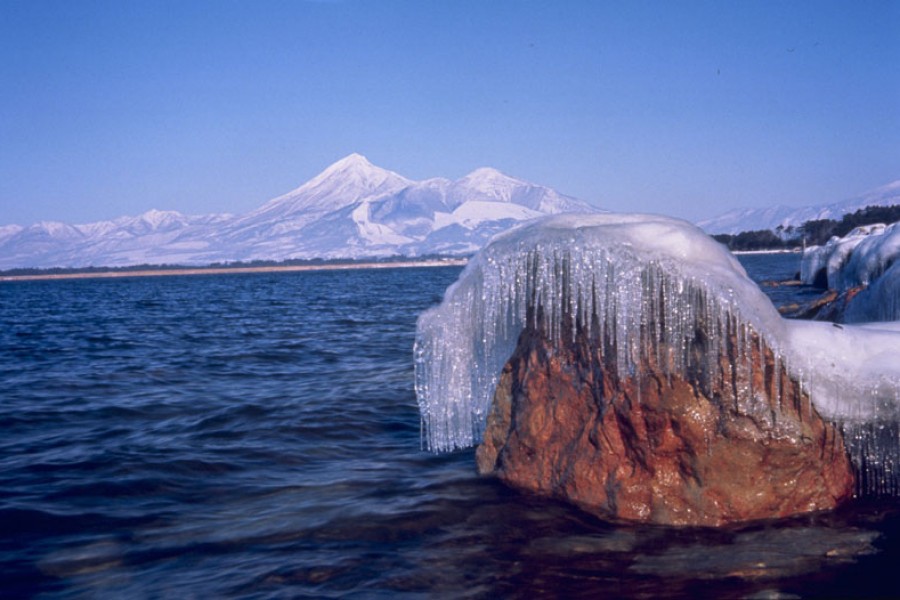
[0, 155, 600, 269]
[697, 180, 900, 235]
[231, 153, 412, 231]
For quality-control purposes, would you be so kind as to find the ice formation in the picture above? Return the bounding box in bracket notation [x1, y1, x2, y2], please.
[800, 224, 887, 289]
[415, 214, 900, 494]
[787, 320, 900, 495]
[800, 221, 900, 322]
[415, 213, 784, 452]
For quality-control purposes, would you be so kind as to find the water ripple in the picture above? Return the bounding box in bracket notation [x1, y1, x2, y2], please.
[2, 261, 899, 598]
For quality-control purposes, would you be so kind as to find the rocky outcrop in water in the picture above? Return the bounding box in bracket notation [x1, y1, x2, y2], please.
[798, 221, 900, 323]
[416, 214, 900, 526]
[476, 318, 855, 527]
[778, 286, 866, 321]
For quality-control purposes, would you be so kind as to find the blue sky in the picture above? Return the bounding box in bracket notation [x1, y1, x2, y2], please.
[1, 0, 897, 226]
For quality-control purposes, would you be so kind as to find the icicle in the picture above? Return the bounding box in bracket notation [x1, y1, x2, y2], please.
[415, 213, 900, 489]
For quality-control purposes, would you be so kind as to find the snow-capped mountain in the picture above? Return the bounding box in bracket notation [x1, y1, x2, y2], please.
[0, 154, 599, 270]
[697, 180, 900, 235]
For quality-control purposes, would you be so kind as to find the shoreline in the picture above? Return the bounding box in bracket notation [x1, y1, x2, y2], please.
[0, 258, 469, 283]
[731, 248, 803, 256]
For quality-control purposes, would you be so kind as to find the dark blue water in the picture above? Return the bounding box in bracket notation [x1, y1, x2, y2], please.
[737, 252, 827, 311]
[2, 259, 899, 599]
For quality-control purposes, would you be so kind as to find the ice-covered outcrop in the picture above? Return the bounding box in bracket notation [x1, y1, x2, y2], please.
[416, 213, 787, 452]
[800, 222, 900, 322]
[415, 214, 900, 523]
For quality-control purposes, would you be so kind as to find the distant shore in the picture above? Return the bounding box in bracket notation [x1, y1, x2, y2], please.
[731, 248, 803, 256]
[0, 258, 469, 283]
[0, 250, 800, 282]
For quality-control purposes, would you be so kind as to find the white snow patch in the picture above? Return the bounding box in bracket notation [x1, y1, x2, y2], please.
[351, 201, 415, 245]
[448, 200, 543, 229]
[787, 320, 900, 421]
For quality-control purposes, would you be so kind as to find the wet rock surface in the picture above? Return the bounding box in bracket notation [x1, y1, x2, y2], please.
[476, 320, 855, 527]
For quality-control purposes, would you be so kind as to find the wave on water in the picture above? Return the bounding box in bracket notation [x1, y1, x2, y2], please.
[2, 262, 899, 598]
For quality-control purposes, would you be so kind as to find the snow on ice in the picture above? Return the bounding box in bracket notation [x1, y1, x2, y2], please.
[415, 214, 900, 493]
[801, 221, 900, 322]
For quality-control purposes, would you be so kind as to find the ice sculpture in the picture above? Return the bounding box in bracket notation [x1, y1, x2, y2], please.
[415, 214, 900, 495]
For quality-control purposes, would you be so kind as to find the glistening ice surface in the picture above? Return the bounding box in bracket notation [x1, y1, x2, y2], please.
[415, 214, 900, 492]
[415, 213, 786, 452]
[801, 221, 900, 323]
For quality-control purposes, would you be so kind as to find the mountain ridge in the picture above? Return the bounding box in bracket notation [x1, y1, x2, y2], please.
[0, 155, 599, 270]
[697, 180, 900, 235]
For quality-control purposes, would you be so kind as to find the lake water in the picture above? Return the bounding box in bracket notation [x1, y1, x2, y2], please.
[2, 254, 899, 599]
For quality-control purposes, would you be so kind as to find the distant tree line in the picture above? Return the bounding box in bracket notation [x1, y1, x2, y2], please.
[797, 204, 900, 245]
[0, 263, 188, 277]
[0, 253, 467, 277]
[712, 229, 790, 251]
[713, 204, 900, 251]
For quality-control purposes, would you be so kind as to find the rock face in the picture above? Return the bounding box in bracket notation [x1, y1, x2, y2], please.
[476, 317, 855, 527]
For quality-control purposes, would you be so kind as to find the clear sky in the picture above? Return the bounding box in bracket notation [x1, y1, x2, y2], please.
[1, 0, 898, 226]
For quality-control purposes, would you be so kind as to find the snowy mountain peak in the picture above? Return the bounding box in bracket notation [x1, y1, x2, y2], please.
[464, 166, 517, 180]
[304, 153, 410, 190]
[240, 155, 413, 226]
[0, 154, 601, 269]
[330, 152, 371, 168]
[459, 167, 524, 189]
[138, 209, 185, 227]
[316, 153, 376, 178]
[448, 168, 526, 207]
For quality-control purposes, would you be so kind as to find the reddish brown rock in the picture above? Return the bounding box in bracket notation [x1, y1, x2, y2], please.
[476, 319, 855, 527]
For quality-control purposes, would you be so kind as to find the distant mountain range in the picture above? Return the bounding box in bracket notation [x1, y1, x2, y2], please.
[5, 156, 897, 270]
[0, 154, 598, 270]
[697, 180, 900, 235]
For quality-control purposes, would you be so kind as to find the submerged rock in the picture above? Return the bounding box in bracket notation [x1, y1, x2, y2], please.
[476, 312, 854, 526]
[778, 286, 866, 321]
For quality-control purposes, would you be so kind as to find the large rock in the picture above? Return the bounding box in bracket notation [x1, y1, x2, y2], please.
[414, 214, 875, 525]
[476, 317, 855, 527]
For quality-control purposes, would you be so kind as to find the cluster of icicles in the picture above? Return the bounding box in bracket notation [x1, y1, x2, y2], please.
[415, 214, 782, 452]
[414, 215, 900, 496]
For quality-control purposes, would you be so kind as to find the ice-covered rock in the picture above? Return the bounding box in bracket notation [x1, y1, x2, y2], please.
[799, 222, 900, 322]
[801, 224, 888, 289]
[415, 214, 900, 521]
[843, 263, 900, 323]
[416, 213, 790, 452]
